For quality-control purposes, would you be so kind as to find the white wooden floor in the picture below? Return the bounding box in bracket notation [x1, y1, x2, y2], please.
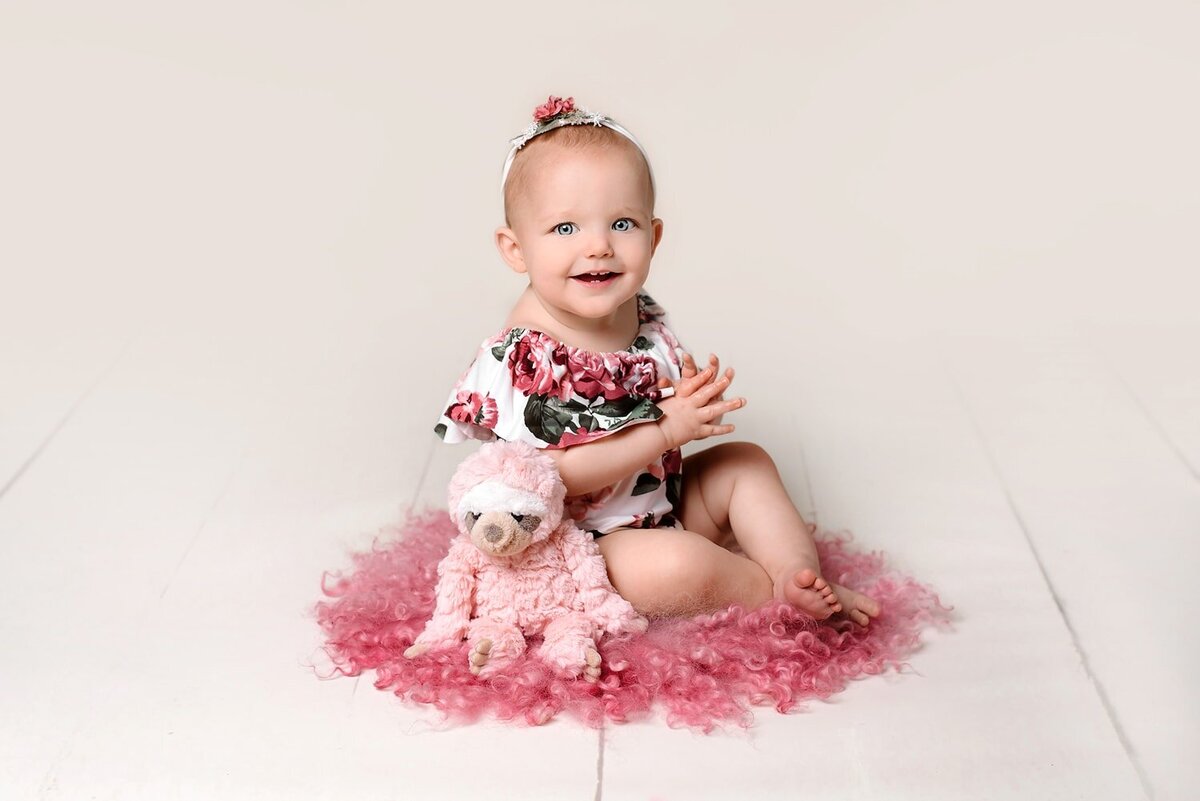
[1, 294, 1195, 800]
[3, 2, 1198, 798]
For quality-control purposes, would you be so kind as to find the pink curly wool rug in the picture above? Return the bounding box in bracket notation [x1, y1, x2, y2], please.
[314, 508, 952, 731]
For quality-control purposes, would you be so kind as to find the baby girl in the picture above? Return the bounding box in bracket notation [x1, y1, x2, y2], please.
[434, 95, 880, 626]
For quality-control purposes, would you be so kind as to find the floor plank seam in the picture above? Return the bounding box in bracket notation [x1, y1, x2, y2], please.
[159, 450, 246, 601]
[1097, 346, 1200, 484]
[407, 440, 437, 511]
[944, 364, 1157, 801]
[0, 335, 134, 503]
[593, 725, 605, 801]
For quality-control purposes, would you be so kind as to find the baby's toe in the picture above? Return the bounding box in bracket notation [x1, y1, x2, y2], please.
[828, 584, 881, 627]
[793, 568, 818, 589]
[781, 571, 838, 619]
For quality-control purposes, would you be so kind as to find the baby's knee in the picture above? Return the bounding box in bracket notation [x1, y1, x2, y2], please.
[702, 440, 777, 474]
[607, 537, 726, 615]
[656, 541, 726, 596]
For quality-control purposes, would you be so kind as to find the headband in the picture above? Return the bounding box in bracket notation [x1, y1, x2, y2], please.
[500, 95, 655, 197]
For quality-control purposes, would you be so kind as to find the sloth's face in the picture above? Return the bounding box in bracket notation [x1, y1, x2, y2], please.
[456, 479, 553, 557]
[463, 509, 543, 557]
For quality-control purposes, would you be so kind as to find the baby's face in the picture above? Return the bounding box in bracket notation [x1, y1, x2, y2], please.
[497, 143, 662, 327]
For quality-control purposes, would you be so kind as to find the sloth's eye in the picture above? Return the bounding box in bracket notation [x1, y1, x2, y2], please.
[464, 511, 480, 528]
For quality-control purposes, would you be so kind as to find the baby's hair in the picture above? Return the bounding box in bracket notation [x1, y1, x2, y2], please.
[503, 124, 656, 229]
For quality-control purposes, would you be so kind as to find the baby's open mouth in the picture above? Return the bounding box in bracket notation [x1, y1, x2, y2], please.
[572, 271, 619, 283]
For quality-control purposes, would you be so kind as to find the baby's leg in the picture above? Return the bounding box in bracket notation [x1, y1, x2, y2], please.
[678, 441, 880, 626]
[596, 526, 774, 617]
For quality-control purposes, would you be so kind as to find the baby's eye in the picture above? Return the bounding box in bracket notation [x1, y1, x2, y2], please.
[612, 218, 637, 232]
[553, 222, 577, 236]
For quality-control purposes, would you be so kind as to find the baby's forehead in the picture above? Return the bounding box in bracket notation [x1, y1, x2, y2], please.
[505, 137, 655, 226]
[527, 141, 640, 176]
[523, 144, 650, 197]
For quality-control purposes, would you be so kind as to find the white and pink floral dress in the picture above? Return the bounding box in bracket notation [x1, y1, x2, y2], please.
[434, 291, 686, 537]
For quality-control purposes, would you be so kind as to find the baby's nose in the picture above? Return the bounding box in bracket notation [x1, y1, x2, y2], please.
[585, 231, 614, 257]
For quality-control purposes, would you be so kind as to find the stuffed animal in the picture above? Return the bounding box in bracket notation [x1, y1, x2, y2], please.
[403, 440, 648, 681]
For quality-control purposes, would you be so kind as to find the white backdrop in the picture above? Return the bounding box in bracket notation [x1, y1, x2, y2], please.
[3, 2, 1196, 369]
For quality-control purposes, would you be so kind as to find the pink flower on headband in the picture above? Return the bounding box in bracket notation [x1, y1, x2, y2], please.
[533, 95, 575, 122]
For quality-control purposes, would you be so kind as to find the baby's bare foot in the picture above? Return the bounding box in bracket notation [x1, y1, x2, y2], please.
[830, 584, 881, 627]
[776, 567, 842, 620]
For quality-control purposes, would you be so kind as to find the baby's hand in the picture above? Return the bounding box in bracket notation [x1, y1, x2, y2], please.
[656, 352, 733, 424]
[681, 353, 732, 425]
[655, 357, 745, 450]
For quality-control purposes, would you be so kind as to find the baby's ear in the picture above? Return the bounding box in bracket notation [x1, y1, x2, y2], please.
[650, 217, 664, 256]
[494, 226, 527, 274]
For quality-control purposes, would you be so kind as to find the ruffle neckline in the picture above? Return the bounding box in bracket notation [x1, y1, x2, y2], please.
[495, 292, 659, 359]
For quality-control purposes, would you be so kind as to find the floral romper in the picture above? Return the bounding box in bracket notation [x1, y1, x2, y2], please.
[434, 291, 687, 537]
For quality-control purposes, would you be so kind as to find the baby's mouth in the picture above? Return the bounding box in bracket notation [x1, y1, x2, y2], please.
[572, 271, 620, 283]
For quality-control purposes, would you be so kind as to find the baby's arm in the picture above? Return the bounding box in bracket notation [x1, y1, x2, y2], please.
[545, 423, 667, 497]
[547, 364, 744, 497]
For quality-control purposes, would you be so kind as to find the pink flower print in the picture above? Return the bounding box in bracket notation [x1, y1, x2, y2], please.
[649, 321, 681, 357]
[533, 95, 574, 122]
[646, 460, 666, 482]
[618, 357, 659, 398]
[555, 427, 605, 448]
[662, 447, 682, 476]
[564, 350, 624, 401]
[508, 331, 562, 398]
[564, 483, 615, 521]
[446, 390, 498, 429]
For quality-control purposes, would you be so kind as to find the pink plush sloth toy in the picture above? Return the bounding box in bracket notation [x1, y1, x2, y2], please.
[403, 440, 648, 681]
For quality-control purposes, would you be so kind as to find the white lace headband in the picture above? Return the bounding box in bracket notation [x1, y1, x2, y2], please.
[500, 95, 656, 197]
